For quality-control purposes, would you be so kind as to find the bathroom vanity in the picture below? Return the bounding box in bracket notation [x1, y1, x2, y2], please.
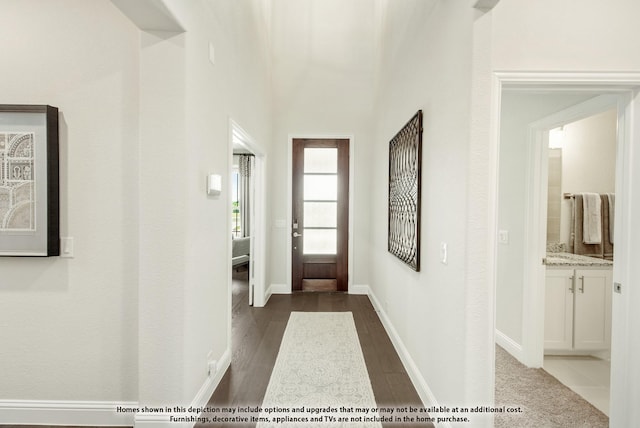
[544, 253, 613, 354]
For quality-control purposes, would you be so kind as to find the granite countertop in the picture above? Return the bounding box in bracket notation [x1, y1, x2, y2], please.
[545, 252, 613, 267]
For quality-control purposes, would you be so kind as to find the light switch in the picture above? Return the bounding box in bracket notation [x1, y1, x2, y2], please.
[209, 42, 215, 65]
[60, 237, 74, 258]
[440, 242, 448, 265]
[498, 230, 509, 244]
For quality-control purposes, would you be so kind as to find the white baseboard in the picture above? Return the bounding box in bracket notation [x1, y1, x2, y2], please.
[367, 290, 452, 428]
[133, 412, 173, 427]
[189, 347, 232, 424]
[495, 329, 523, 362]
[349, 284, 370, 295]
[269, 283, 290, 295]
[133, 348, 233, 428]
[0, 399, 137, 426]
[0, 353, 230, 428]
[263, 285, 273, 305]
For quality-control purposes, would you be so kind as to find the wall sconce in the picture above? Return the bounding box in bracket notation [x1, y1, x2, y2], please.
[207, 174, 222, 196]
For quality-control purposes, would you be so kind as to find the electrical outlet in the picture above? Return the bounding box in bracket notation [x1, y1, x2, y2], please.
[208, 360, 217, 377]
[206, 350, 216, 376]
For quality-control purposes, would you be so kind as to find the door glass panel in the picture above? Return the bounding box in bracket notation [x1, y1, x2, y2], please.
[304, 202, 337, 228]
[304, 148, 337, 173]
[304, 175, 337, 200]
[303, 229, 337, 254]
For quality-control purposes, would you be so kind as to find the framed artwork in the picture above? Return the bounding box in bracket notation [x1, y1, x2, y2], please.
[388, 110, 422, 271]
[0, 105, 60, 256]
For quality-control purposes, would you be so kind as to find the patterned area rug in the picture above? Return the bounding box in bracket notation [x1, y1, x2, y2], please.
[495, 345, 609, 427]
[257, 312, 382, 427]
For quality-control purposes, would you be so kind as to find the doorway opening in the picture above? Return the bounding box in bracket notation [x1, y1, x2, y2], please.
[229, 120, 266, 308]
[491, 73, 640, 426]
[529, 96, 616, 414]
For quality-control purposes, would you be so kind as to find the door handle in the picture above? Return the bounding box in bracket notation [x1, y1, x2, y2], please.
[293, 232, 302, 238]
[579, 275, 585, 293]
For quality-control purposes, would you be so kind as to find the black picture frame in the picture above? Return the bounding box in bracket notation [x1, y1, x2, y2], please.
[388, 110, 422, 271]
[0, 105, 60, 256]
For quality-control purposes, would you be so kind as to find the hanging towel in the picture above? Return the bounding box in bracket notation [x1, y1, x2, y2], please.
[573, 195, 603, 258]
[582, 192, 602, 244]
[608, 193, 615, 244]
[601, 194, 614, 260]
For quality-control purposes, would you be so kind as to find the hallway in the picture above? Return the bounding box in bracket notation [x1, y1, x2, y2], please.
[199, 272, 429, 427]
[5, 2, 640, 427]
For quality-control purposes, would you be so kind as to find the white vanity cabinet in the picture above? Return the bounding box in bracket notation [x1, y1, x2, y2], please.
[544, 266, 612, 352]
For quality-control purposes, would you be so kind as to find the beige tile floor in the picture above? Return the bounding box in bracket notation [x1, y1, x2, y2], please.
[543, 355, 610, 416]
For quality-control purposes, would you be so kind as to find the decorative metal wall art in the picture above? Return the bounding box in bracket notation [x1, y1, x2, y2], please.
[0, 105, 60, 256]
[388, 110, 422, 271]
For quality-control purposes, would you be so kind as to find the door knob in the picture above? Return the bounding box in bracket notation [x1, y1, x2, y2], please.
[293, 232, 302, 238]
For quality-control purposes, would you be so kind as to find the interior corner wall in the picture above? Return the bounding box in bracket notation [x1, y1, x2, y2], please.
[370, 0, 475, 408]
[0, 0, 139, 401]
[137, 28, 188, 405]
[136, 0, 273, 406]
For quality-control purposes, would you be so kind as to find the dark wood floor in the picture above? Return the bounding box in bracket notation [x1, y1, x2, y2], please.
[198, 270, 432, 427]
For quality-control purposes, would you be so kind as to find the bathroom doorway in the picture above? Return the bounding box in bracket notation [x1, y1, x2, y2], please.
[538, 102, 617, 415]
[493, 80, 637, 424]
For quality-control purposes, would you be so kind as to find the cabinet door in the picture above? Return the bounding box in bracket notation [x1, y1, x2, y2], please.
[574, 269, 613, 350]
[544, 269, 575, 351]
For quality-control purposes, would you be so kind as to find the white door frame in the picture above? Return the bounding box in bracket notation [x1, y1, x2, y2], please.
[490, 72, 640, 427]
[229, 119, 268, 307]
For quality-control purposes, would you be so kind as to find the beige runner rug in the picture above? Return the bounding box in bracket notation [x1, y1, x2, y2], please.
[257, 312, 383, 427]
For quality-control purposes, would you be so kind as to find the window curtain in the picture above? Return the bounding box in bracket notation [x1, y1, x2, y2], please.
[238, 155, 253, 237]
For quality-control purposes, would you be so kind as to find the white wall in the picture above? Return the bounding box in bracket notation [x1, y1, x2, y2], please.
[370, 0, 475, 407]
[496, 92, 595, 347]
[492, 0, 640, 71]
[0, 0, 139, 401]
[179, 0, 272, 404]
[559, 109, 617, 246]
[268, 0, 376, 291]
